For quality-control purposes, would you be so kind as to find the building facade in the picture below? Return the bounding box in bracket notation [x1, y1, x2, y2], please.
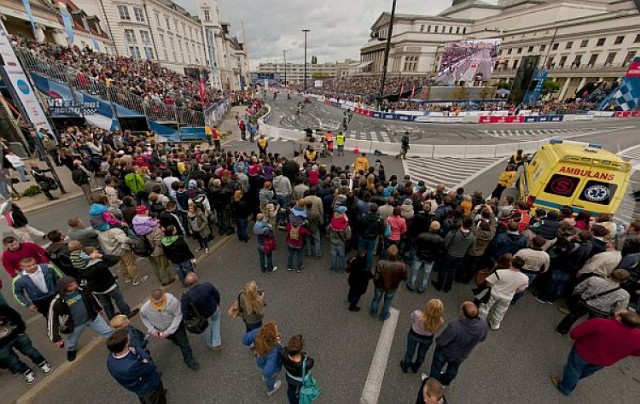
[257, 60, 350, 84]
[0, 0, 114, 52]
[360, 0, 640, 99]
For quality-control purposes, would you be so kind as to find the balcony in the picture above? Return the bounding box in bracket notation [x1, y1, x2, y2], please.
[492, 62, 629, 78]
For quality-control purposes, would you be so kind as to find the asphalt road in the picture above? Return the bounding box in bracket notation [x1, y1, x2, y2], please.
[268, 93, 640, 145]
[2, 134, 639, 403]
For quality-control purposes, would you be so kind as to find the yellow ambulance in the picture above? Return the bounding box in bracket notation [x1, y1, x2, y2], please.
[518, 139, 632, 216]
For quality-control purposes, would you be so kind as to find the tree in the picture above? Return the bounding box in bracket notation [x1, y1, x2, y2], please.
[542, 78, 561, 96]
[452, 84, 470, 101]
[311, 72, 330, 80]
[479, 85, 496, 101]
[496, 81, 510, 90]
[510, 88, 524, 104]
[311, 56, 318, 64]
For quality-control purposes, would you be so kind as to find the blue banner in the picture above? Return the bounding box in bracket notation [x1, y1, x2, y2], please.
[58, 2, 74, 45]
[90, 33, 100, 52]
[524, 116, 540, 123]
[523, 70, 548, 105]
[21, 0, 37, 33]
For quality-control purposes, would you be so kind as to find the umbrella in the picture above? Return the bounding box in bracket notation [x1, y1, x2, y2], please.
[496, 88, 510, 96]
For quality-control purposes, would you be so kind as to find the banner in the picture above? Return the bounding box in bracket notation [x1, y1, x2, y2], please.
[57, 1, 74, 45]
[523, 70, 548, 105]
[21, 0, 37, 34]
[599, 57, 640, 111]
[199, 79, 206, 105]
[47, 99, 99, 117]
[0, 28, 55, 134]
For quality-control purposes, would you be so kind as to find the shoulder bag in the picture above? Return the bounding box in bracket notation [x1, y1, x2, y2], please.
[569, 286, 622, 318]
[183, 293, 209, 334]
[299, 357, 320, 404]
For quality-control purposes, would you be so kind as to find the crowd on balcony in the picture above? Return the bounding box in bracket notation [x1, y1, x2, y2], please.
[12, 35, 226, 113]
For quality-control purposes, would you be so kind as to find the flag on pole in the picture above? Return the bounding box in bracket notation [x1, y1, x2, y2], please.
[57, 1, 74, 45]
[399, 83, 405, 97]
[410, 83, 416, 99]
[199, 79, 206, 105]
[21, 0, 37, 34]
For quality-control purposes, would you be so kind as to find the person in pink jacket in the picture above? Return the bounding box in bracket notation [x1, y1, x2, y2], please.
[384, 207, 407, 258]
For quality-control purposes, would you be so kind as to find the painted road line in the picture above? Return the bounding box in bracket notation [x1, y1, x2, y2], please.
[370, 131, 377, 142]
[380, 131, 390, 143]
[360, 307, 400, 404]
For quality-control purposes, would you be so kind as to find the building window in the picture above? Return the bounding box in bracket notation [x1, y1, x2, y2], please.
[605, 52, 616, 65]
[625, 51, 637, 65]
[163, 49, 168, 60]
[559, 56, 567, 67]
[159, 34, 165, 47]
[517, 47, 522, 54]
[580, 39, 588, 48]
[182, 24, 186, 37]
[174, 19, 179, 32]
[565, 41, 573, 49]
[546, 56, 554, 69]
[614, 36, 624, 45]
[507, 48, 512, 55]
[448, 26, 453, 33]
[572, 54, 582, 67]
[588, 54, 598, 66]
[463, 27, 466, 34]
[552, 43, 559, 50]
[420, 25, 424, 32]
[403, 55, 419, 72]
[204, 10, 210, 22]
[456, 27, 460, 34]
[117, 5, 130, 20]
[527, 46, 533, 52]
[124, 29, 136, 44]
[635, 34, 640, 43]
[540, 44, 546, 51]
[154, 12, 160, 26]
[133, 7, 144, 23]
[169, 36, 175, 50]
[512, 59, 518, 69]
[596, 38, 606, 46]
[434, 26, 438, 33]
[427, 25, 431, 33]
[124, 30, 140, 59]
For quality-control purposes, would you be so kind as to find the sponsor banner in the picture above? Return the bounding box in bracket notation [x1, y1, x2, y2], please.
[372, 112, 382, 118]
[523, 70, 548, 105]
[382, 113, 395, 120]
[395, 114, 414, 122]
[414, 116, 463, 123]
[548, 115, 564, 122]
[615, 111, 640, 117]
[47, 99, 99, 117]
[524, 116, 540, 123]
[393, 110, 427, 116]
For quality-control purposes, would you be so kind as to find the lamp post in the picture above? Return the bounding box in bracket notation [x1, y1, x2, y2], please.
[377, 0, 397, 111]
[283, 49, 287, 86]
[302, 29, 310, 92]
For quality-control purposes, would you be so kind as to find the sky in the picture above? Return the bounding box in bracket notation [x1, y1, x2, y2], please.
[173, 0, 464, 66]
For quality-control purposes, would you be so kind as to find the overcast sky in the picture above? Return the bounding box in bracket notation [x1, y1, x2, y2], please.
[173, 0, 471, 66]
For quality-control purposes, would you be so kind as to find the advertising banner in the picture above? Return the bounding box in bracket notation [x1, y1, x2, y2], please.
[0, 28, 55, 133]
[523, 70, 548, 105]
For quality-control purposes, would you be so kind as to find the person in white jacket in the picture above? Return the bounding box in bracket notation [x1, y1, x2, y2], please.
[5, 151, 28, 182]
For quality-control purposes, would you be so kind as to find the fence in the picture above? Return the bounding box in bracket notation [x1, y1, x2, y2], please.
[203, 97, 231, 128]
[15, 49, 205, 127]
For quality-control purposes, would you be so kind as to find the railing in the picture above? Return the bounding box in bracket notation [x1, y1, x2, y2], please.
[494, 63, 629, 75]
[15, 48, 205, 126]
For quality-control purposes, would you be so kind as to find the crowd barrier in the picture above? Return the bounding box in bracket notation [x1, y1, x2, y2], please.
[614, 111, 640, 118]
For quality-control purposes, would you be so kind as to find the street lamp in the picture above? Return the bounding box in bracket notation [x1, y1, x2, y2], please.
[377, 0, 397, 111]
[283, 49, 287, 86]
[302, 29, 310, 92]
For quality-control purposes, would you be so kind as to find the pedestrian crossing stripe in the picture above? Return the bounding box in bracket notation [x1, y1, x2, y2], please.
[405, 157, 501, 190]
[483, 128, 595, 138]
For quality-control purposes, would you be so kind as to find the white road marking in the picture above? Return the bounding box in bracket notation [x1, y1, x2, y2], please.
[380, 131, 390, 142]
[360, 307, 400, 404]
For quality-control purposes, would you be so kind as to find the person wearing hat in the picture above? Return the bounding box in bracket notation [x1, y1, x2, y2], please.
[48, 276, 113, 362]
[329, 205, 352, 273]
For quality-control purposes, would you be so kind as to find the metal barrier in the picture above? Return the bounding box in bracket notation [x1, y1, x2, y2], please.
[7, 142, 30, 159]
[14, 48, 205, 127]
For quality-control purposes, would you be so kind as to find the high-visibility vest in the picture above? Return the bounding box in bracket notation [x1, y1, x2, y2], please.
[336, 133, 345, 146]
[306, 150, 317, 160]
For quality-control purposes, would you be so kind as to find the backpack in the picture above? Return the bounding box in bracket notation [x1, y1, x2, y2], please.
[89, 212, 108, 231]
[72, 169, 88, 186]
[129, 234, 153, 257]
[289, 225, 300, 241]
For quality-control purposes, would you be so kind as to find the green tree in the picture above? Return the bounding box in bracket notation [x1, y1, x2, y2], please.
[311, 72, 330, 80]
[452, 85, 470, 101]
[496, 81, 510, 90]
[311, 55, 318, 64]
[479, 85, 496, 101]
[510, 88, 524, 104]
[542, 78, 561, 96]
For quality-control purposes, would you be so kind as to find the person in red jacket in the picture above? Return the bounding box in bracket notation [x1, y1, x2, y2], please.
[551, 311, 640, 395]
[1, 236, 49, 278]
[285, 221, 311, 273]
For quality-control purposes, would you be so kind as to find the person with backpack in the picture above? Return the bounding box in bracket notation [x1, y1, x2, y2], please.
[12, 257, 63, 319]
[282, 334, 317, 404]
[2, 201, 46, 242]
[89, 195, 127, 232]
[98, 226, 146, 286]
[161, 225, 195, 286]
[29, 163, 58, 201]
[285, 217, 312, 273]
[329, 206, 351, 274]
[133, 205, 175, 287]
[72, 160, 93, 203]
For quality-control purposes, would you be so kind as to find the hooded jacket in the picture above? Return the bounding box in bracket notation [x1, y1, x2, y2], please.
[132, 215, 158, 236]
[329, 213, 351, 246]
[0, 305, 27, 347]
[359, 212, 385, 240]
[444, 229, 476, 258]
[161, 235, 194, 263]
[529, 219, 560, 240]
[490, 231, 527, 260]
[48, 277, 102, 342]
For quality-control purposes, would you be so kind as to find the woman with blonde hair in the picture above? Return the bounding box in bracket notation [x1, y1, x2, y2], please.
[400, 299, 445, 373]
[238, 281, 267, 332]
[242, 320, 283, 397]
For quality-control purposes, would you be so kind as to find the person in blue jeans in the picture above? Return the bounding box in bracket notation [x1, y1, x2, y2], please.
[285, 222, 311, 272]
[254, 215, 277, 273]
[182, 273, 222, 350]
[400, 299, 444, 373]
[551, 312, 640, 396]
[161, 225, 195, 285]
[407, 221, 444, 293]
[232, 190, 251, 243]
[242, 321, 283, 397]
[329, 206, 351, 273]
[428, 301, 488, 386]
[370, 245, 407, 321]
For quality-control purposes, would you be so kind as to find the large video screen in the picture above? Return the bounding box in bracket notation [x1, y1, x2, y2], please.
[436, 38, 501, 84]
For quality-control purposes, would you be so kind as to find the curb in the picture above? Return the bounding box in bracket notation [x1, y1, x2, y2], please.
[14, 234, 233, 404]
[21, 193, 84, 215]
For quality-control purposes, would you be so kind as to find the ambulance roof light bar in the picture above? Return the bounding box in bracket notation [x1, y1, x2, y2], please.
[549, 138, 602, 149]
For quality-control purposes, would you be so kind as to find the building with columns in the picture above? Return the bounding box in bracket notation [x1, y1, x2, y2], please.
[360, 0, 640, 99]
[0, 0, 114, 53]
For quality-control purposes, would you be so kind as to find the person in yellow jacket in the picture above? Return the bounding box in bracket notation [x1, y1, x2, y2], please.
[491, 164, 517, 200]
[336, 132, 345, 156]
[353, 153, 369, 175]
[257, 134, 268, 157]
[304, 146, 318, 163]
[205, 125, 213, 146]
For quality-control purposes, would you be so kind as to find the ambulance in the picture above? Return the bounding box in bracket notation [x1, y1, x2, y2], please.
[517, 139, 632, 216]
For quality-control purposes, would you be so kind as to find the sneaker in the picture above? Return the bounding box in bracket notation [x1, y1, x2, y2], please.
[38, 361, 52, 374]
[271, 266, 278, 272]
[132, 275, 148, 286]
[296, 268, 302, 273]
[534, 297, 550, 304]
[267, 380, 282, 397]
[287, 268, 293, 271]
[205, 248, 209, 254]
[24, 370, 36, 384]
[67, 350, 77, 362]
[124, 278, 133, 284]
[127, 308, 140, 318]
[420, 372, 429, 382]
[187, 361, 200, 371]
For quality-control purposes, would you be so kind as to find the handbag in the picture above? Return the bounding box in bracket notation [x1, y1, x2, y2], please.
[183, 293, 209, 334]
[299, 357, 320, 404]
[568, 286, 621, 318]
[227, 294, 241, 318]
[384, 223, 392, 238]
[263, 236, 276, 255]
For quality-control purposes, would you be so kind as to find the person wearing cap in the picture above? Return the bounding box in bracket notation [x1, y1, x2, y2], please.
[329, 205, 352, 274]
[48, 276, 113, 362]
